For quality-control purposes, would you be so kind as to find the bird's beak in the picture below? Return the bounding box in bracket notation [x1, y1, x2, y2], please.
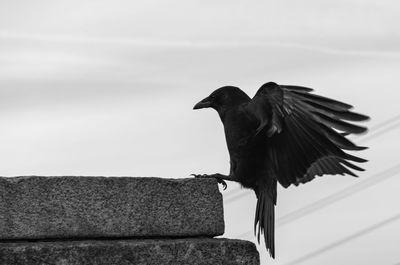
[193, 96, 212, 110]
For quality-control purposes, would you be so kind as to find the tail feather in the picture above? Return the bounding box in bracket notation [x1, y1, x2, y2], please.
[254, 190, 275, 258]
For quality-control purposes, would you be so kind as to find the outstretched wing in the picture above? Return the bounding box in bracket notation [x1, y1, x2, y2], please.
[252, 82, 369, 188]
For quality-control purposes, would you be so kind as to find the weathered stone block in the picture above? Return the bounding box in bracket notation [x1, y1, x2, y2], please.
[0, 238, 259, 265]
[0, 176, 224, 240]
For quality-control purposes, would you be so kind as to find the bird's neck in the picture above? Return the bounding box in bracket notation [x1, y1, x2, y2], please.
[217, 102, 244, 123]
[217, 106, 229, 123]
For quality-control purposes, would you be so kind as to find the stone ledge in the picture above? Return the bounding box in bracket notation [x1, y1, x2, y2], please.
[0, 238, 259, 265]
[0, 176, 224, 240]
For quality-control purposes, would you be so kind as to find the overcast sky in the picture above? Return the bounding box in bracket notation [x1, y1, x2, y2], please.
[1, 1, 400, 264]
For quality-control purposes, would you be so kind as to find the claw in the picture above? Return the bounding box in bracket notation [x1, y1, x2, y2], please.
[190, 174, 228, 190]
[217, 178, 227, 190]
[190, 174, 207, 178]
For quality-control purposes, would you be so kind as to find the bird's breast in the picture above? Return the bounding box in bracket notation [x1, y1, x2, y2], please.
[221, 108, 272, 189]
[222, 110, 261, 156]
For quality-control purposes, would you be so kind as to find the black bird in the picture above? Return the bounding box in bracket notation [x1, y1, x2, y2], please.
[192, 82, 369, 258]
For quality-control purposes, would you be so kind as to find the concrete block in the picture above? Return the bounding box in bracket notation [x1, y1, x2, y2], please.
[0, 238, 259, 265]
[0, 176, 224, 240]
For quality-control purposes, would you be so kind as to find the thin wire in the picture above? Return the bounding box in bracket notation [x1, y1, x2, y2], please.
[224, 113, 400, 203]
[224, 190, 252, 204]
[367, 113, 400, 132]
[357, 119, 400, 144]
[223, 185, 243, 199]
[275, 163, 400, 227]
[282, 213, 400, 265]
[237, 163, 400, 238]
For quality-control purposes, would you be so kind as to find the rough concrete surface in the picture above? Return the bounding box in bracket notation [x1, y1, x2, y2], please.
[0, 238, 259, 265]
[0, 176, 224, 240]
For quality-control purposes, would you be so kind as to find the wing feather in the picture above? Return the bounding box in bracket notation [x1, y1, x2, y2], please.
[312, 111, 368, 134]
[289, 89, 353, 111]
[304, 100, 370, 121]
[252, 82, 368, 188]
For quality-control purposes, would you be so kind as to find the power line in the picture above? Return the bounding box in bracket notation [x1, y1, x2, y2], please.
[282, 213, 400, 265]
[223, 184, 243, 199]
[237, 162, 400, 238]
[357, 119, 400, 144]
[224, 189, 252, 204]
[275, 163, 400, 226]
[367, 114, 400, 132]
[225, 113, 400, 204]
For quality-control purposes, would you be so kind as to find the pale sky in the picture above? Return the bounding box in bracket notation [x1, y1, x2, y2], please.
[1, 1, 400, 264]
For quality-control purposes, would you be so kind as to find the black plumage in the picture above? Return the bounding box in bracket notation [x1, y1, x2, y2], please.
[193, 82, 369, 258]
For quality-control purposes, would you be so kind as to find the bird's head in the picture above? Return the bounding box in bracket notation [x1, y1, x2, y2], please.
[193, 86, 250, 113]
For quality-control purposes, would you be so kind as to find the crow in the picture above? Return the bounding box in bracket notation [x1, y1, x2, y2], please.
[192, 82, 369, 258]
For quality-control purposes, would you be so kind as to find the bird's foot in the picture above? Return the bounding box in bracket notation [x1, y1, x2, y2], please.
[191, 173, 228, 190]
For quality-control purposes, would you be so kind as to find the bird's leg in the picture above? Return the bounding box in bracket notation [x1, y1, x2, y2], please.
[190, 173, 232, 190]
